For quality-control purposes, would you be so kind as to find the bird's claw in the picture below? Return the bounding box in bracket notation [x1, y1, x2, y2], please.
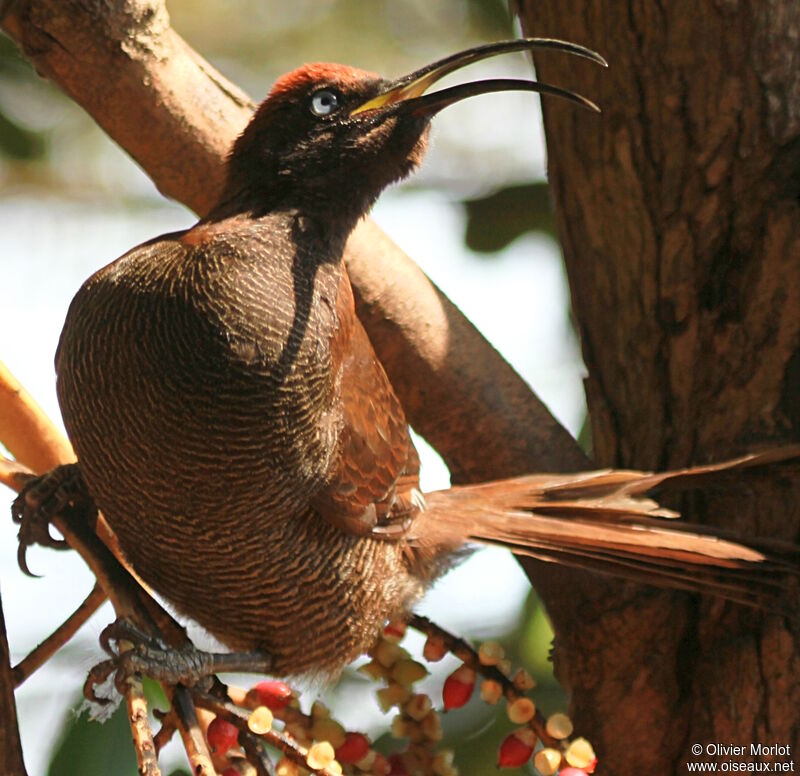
[85, 619, 214, 704]
[11, 463, 92, 576]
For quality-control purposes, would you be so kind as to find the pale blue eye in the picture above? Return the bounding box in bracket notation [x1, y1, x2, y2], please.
[310, 89, 339, 117]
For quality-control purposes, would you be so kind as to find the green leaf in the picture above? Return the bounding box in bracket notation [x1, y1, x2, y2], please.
[47, 701, 138, 776]
[462, 181, 555, 253]
[0, 108, 47, 160]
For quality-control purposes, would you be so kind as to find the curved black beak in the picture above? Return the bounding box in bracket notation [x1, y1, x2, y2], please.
[351, 38, 606, 117]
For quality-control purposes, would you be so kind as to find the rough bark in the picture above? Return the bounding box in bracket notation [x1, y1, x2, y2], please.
[519, 1, 800, 771]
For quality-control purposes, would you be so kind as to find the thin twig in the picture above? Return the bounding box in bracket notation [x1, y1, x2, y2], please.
[408, 613, 560, 748]
[123, 670, 161, 776]
[152, 708, 179, 754]
[13, 583, 107, 686]
[171, 685, 218, 776]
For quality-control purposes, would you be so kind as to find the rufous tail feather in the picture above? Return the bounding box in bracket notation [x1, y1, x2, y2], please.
[411, 446, 800, 612]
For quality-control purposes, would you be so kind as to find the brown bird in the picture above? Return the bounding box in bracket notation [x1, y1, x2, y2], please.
[15, 39, 799, 677]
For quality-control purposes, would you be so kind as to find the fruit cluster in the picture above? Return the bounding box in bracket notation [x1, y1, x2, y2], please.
[200, 618, 597, 775]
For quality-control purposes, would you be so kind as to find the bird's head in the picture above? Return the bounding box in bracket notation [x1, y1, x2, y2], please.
[224, 39, 606, 222]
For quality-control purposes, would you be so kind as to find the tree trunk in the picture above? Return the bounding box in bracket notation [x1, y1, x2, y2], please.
[517, 1, 800, 771]
[0, 587, 27, 776]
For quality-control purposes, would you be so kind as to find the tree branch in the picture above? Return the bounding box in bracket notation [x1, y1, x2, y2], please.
[0, 584, 27, 776]
[0, 359, 74, 472]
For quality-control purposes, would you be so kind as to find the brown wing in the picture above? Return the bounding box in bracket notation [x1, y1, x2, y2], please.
[311, 267, 421, 536]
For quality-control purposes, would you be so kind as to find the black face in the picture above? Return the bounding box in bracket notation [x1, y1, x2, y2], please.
[223, 38, 605, 220]
[224, 65, 432, 222]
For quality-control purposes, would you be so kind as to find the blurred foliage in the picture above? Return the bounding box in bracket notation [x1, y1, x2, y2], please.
[0, 109, 45, 160]
[0, 35, 48, 162]
[462, 181, 555, 253]
[47, 679, 176, 776]
[169, 0, 514, 85]
[48, 699, 139, 776]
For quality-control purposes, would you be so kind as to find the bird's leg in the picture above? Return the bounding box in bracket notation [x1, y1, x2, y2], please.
[11, 462, 96, 576]
[85, 618, 274, 703]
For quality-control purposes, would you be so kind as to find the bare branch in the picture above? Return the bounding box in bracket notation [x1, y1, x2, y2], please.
[13, 583, 107, 686]
[123, 671, 161, 776]
[0, 359, 74, 472]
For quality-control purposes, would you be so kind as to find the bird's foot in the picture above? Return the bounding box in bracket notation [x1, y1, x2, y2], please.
[86, 619, 274, 703]
[11, 462, 95, 576]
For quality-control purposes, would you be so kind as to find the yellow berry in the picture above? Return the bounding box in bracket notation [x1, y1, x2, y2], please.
[408, 721, 425, 744]
[497, 658, 512, 676]
[404, 693, 432, 721]
[533, 747, 562, 776]
[565, 737, 596, 769]
[307, 741, 335, 770]
[421, 711, 443, 742]
[276, 759, 299, 776]
[310, 701, 330, 719]
[235, 762, 258, 776]
[545, 712, 574, 740]
[328, 762, 343, 775]
[374, 640, 408, 668]
[391, 658, 428, 687]
[422, 636, 447, 662]
[310, 717, 346, 749]
[478, 641, 504, 666]
[359, 660, 388, 680]
[355, 750, 377, 770]
[390, 715, 408, 739]
[376, 683, 411, 711]
[480, 679, 503, 705]
[432, 749, 455, 775]
[284, 721, 311, 747]
[247, 706, 273, 735]
[507, 697, 536, 724]
[512, 668, 536, 691]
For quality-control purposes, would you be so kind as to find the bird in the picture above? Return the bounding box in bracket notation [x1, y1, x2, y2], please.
[13, 38, 800, 678]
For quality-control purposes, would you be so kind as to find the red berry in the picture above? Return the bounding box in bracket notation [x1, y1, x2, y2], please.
[383, 621, 406, 641]
[388, 753, 409, 774]
[497, 729, 536, 768]
[221, 769, 239, 776]
[442, 665, 475, 710]
[206, 717, 239, 754]
[559, 769, 591, 776]
[252, 680, 292, 710]
[335, 732, 371, 764]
